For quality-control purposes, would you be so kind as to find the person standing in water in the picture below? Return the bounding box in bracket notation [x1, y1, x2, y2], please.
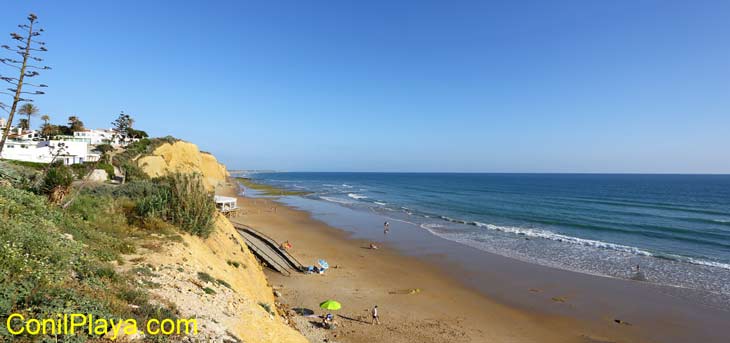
[383, 221, 390, 234]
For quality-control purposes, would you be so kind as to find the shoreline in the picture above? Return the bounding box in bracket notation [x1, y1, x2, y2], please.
[222, 180, 729, 342]
[222, 185, 651, 343]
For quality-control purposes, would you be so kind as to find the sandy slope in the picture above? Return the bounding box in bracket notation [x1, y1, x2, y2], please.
[123, 141, 307, 342]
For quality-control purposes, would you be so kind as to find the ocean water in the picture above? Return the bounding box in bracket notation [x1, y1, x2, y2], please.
[244, 172, 730, 305]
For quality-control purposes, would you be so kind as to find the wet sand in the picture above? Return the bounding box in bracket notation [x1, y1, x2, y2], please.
[221, 185, 661, 343]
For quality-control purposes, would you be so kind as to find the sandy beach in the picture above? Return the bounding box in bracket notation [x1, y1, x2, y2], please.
[221, 184, 653, 343]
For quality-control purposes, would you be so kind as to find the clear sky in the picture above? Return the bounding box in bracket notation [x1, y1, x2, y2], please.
[1, 1, 728, 173]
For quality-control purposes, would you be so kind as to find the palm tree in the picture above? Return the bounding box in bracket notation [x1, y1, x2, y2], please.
[18, 103, 39, 130]
[68, 115, 84, 132]
[40, 114, 52, 138]
[18, 119, 29, 130]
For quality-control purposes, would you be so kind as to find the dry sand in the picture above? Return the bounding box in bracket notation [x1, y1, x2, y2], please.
[223, 185, 647, 343]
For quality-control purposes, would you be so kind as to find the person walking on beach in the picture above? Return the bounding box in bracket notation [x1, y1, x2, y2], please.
[383, 221, 390, 234]
[371, 305, 380, 325]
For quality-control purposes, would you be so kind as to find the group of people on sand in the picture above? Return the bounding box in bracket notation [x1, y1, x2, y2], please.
[322, 305, 380, 330]
[287, 221, 389, 331]
[368, 221, 390, 249]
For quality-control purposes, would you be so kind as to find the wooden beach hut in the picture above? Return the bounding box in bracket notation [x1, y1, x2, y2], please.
[214, 195, 239, 216]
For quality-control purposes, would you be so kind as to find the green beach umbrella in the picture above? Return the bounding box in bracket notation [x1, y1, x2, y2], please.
[319, 300, 342, 311]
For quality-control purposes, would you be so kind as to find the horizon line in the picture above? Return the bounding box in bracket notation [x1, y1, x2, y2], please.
[230, 170, 730, 176]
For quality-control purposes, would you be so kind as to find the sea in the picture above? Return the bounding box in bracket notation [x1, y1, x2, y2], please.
[242, 172, 730, 307]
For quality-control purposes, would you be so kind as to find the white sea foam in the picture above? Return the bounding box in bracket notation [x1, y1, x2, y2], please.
[470, 221, 655, 256]
[347, 193, 368, 200]
[421, 223, 445, 230]
[319, 196, 355, 205]
[423, 218, 730, 271]
[686, 257, 730, 270]
[374, 201, 387, 206]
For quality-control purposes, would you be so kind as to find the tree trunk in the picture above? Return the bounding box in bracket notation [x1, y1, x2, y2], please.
[0, 19, 34, 156]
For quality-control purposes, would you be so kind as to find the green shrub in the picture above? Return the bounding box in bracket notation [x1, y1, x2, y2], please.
[67, 162, 114, 180]
[135, 173, 215, 237]
[70, 162, 92, 179]
[38, 162, 74, 194]
[0, 187, 177, 342]
[258, 302, 274, 315]
[203, 287, 216, 295]
[80, 175, 216, 238]
[95, 143, 114, 155]
[1, 159, 46, 170]
[121, 161, 149, 182]
[96, 162, 115, 179]
[120, 138, 152, 158]
[197, 272, 215, 283]
[64, 194, 137, 260]
[0, 160, 41, 190]
[136, 185, 172, 218]
[165, 173, 215, 237]
[217, 278, 232, 289]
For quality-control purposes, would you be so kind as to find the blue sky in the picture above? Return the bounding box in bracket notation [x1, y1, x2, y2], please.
[1, 1, 728, 173]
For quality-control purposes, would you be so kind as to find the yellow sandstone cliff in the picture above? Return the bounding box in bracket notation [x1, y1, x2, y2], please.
[132, 141, 307, 343]
[136, 141, 229, 191]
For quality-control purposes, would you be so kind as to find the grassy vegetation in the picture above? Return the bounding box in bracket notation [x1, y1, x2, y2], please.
[135, 173, 216, 237]
[0, 160, 41, 189]
[0, 185, 178, 342]
[69, 161, 115, 180]
[79, 173, 216, 238]
[197, 272, 215, 283]
[0, 141, 220, 341]
[216, 278, 232, 289]
[235, 177, 309, 196]
[0, 159, 47, 170]
[258, 302, 275, 316]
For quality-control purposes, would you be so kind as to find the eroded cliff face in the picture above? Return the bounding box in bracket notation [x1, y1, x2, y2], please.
[132, 141, 307, 343]
[136, 141, 229, 191]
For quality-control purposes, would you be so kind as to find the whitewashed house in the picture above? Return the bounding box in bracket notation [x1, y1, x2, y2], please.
[1, 136, 99, 165]
[73, 129, 140, 147]
[74, 129, 116, 145]
[8, 128, 42, 141]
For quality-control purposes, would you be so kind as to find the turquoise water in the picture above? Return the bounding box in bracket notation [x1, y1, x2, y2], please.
[245, 172, 730, 302]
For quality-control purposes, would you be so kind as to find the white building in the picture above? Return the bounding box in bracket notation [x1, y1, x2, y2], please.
[74, 129, 116, 145]
[1, 138, 99, 165]
[6, 128, 42, 141]
[73, 129, 140, 147]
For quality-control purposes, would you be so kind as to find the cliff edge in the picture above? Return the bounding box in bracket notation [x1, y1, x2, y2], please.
[131, 141, 307, 342]
[136, 141, 229, 191]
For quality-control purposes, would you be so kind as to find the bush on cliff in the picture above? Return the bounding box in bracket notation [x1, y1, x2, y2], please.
[0, 186, 178, 342]
[0, 160, 40, 189]
[37, 162, 74, 194]
[136, 173, 216, 238]
[81, 173, 217, 238]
